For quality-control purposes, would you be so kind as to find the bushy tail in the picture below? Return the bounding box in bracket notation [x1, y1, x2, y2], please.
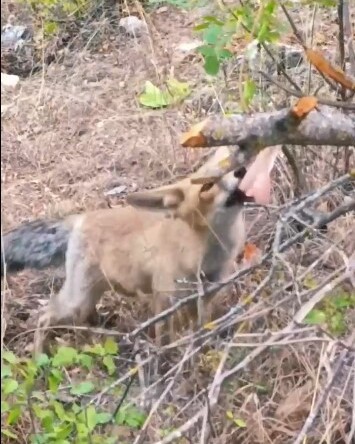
[1, 217, 76, 277]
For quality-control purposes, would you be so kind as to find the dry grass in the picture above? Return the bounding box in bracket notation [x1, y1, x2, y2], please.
[1, 2, 354, 443]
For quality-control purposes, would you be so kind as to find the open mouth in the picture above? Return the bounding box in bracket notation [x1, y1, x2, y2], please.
[225, 186, 254, 207]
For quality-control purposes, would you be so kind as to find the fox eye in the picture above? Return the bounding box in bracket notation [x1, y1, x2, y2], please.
[200, 182, 214, 193]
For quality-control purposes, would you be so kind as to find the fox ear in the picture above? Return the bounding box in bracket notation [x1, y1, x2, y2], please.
[239, 147, 280, 205]
[127, 187, 185, 211]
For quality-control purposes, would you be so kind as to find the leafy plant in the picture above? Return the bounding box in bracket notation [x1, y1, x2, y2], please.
[194, 16, 235, 76]
[194, 1, 282, 77]
[1, 339, 146, 443]
[21, 0, 91, 37]
[139, 77, 191, 108]
[305, 289, 355, 335]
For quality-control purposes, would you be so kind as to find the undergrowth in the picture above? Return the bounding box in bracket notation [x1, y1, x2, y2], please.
[1, 339, 146, 443]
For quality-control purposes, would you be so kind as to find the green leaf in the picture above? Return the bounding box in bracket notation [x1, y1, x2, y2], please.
[52, 346, 78, 367]
[204, 24, 221, 45]
[304, 309, 327, 325]
[226, 410, 234, 420]
[77, 353, 93, 369]
[1, 365, 12, 379]
[115, 405, 146, 429]
[243, 78, 256, 106]
[53, 423, 73, 440]
[202, 16, 224, 26]
[204, 54, 220, 75]
[257, 22, 270, 43]
[103, 355, 116, 376]
[196, 44, 216, 57]
[139, 81, 169, 108]
[1, 428, 18, 440]
[265, 0, 277, 14]
[83, 343, 105, 356]
[48, 368, 63, 392]
[70, 381, 95, 396]
[104, 337, 119, 355]
[7, 405, 21, 425]
[95, 412, 112, 424]
[234, 418, 247, 428]
[139, 78, 190, 109]
[217, 48, 233, 60]
[1, 401, 9, 413]
[76, 422, 89, 438]
[125, 411, 146, 428]
[165, 77, 191, 102]
[35, 353, 50, 367]
[2, 351, 18, 365]
[86, 405, 98, 431]
[2, 378, 18, 394]
[194, 23, 210, 31]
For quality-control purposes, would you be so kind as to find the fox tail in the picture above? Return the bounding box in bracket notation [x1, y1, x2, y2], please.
[1, 217, 78, 277]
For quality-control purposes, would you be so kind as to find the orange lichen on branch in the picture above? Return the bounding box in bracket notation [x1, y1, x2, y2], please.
[181, 120, 208, 148]
[291, 96, 318, 119]
[306, 49, 355, 91]
[242, 243, 262, 267]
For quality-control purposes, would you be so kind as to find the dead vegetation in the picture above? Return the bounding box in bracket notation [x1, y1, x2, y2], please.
[1, 1, 354, 443]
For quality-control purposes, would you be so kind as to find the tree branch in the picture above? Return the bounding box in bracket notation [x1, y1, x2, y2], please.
[181, 105, 355, 180]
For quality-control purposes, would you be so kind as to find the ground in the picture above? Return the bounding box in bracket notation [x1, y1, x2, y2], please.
[1, 1, 355, 443]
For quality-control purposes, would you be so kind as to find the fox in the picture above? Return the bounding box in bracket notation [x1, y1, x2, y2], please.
[1, 147, 279, 353]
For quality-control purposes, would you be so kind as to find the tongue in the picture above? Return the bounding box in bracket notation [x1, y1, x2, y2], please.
[239, 147, 280, 205]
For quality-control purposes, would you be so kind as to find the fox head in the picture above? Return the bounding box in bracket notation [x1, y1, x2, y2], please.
[126, 147, 279, 227]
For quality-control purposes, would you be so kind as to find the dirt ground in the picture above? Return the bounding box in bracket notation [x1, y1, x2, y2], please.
[1, 2, 354, 443]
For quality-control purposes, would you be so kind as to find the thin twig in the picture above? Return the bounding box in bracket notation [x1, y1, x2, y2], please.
[338, 0, 347, 100]
[134, 345, 192, 444]
[259, 71, 355, 109]
[343, 0, 355, 76]
[346, 355, 355, 444]
[307, 4, 318, 94]
[292, 331, 355, 444]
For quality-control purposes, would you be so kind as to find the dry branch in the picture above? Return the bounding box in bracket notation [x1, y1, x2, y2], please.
[182, 105, 355, 149]
[292, 331, 355, 444]
[156, 270, 351, 444]
[182, 105, 355, 180]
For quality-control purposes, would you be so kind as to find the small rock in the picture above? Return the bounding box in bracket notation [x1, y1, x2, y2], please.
[156, 6, 168, 13]
[1, 23, 28, 49]
[1, 72, 19, 87]
[104, 185, 127, 196]
[119, 16, 148, 38]
[279, 44, 304, 69]
[176, 41, 202, 53]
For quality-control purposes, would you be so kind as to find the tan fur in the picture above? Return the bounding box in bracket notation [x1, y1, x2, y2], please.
[33, 148, 251, 353]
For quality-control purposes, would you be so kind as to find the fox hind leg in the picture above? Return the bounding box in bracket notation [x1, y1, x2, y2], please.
[34, 236, 105, 355]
